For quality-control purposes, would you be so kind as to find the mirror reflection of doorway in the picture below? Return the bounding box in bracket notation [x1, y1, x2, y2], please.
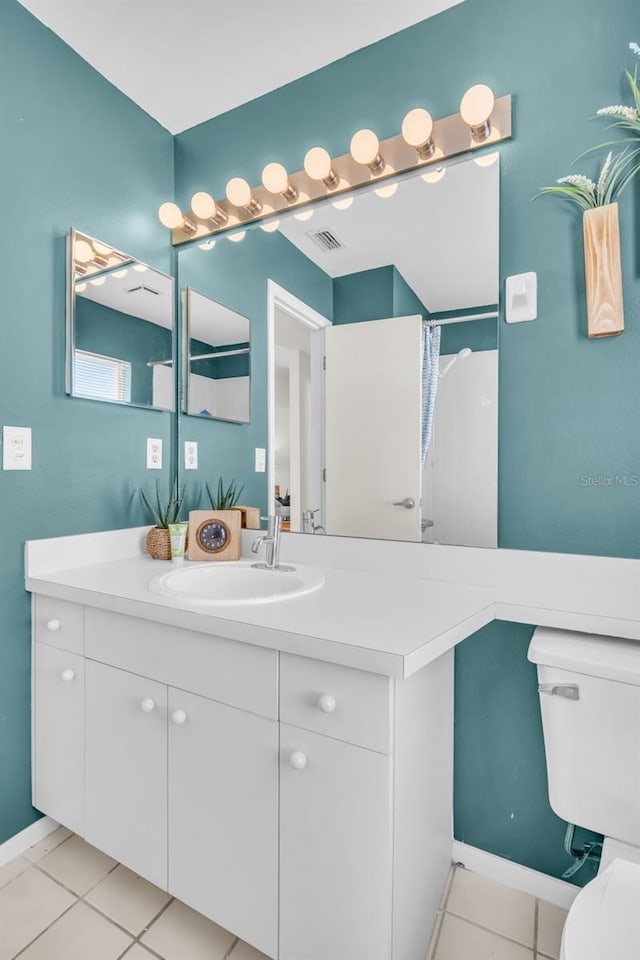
[268, 281, 330, 533]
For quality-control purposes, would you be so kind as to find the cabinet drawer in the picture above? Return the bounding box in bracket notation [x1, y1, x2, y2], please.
[85, 608, 277, 720]
[280, 653, 392, 754]
[33, 596, 84, 654]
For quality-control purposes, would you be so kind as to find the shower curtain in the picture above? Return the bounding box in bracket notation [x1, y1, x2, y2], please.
[421, 323, 441, 465]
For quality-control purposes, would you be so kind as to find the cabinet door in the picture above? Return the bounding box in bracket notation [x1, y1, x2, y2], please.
[85, 660, 167, 888]
[280, 724, 393, 960]
[33, 643, 85, 835]
[168, 689, 278, 959]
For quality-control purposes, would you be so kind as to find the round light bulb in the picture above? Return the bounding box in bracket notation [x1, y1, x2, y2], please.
[473, 151, 499, 168]
[92, 240, 112, 256]
[401, 108, 434, 149]
[421, 167, 446, 184]
[460, 84, 495, 140]
[198, 240, 216, 250]
[112, 268, 128, 278]
[262, 162, 289, 195]
[374, 183, 398, 199]
[331, 196, 354, 211]
[260, 219, 280, 233]
[350, 129, 382, 168]
[89, 276, 106, 286]
[304, 147, 338, 187]
[191, 191, 216, 219]
[228, 230, 246, 243]
[293, 207, 314, 222]
[75, 281, 87, 293]
[158, 201, 184, 229]
[132, 263, 148, 272]
[225, 177, 252, 208]
[74, 239, 93, 263]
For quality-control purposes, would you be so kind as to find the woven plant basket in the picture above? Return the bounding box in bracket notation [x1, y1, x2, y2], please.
[146, 526, 172, 560]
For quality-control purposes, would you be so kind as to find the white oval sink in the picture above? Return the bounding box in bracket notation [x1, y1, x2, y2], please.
[149, 561, 325, 607]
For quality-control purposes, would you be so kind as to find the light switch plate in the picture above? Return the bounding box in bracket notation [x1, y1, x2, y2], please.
[506, 272, 537, 323]
[3, 426, 32, 470]
[255, 447, 266, 472]
[184, 441, 198, 470]
[146, 437, 163, 470]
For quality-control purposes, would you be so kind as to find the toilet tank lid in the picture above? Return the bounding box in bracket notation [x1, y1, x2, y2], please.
[528, 627, 640, 686]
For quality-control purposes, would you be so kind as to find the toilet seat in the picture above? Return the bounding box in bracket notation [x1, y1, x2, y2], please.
[561, 859, 640, 960]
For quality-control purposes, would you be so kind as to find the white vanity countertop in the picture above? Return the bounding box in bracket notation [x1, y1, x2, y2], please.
[26, 554, 496, 677]
[25, 527, 639, 679]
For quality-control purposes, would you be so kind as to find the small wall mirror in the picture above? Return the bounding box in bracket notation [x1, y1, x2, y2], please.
[183, 289, 251, 423]
[67, 229, 175, 410]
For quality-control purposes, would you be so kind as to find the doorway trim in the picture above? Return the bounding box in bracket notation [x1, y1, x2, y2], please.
[266, 280, 331, 519]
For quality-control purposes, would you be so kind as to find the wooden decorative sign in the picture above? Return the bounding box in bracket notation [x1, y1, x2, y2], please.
[583, 203, 624, 338]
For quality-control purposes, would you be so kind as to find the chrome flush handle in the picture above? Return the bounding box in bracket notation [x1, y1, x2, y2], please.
[538, 683, 580, 701]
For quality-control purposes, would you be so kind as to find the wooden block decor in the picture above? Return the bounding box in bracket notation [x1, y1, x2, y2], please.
[583, 203, 624, 338]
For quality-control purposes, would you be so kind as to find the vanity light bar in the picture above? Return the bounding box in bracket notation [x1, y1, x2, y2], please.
[161, 89, 511, 246]
[71, 230, 132, 279]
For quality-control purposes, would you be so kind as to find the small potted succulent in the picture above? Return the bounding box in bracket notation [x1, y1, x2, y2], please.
[141, 481, 185, 560]
[205, 476, 245, 512]
[275, 490, 291, 521]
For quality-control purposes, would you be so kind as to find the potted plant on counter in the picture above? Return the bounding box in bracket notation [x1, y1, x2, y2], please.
[141, 481, 185, 560]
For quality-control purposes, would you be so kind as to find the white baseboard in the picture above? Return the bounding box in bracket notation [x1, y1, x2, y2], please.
[452, 841, 580, 910]
[0, 816, 60, 867]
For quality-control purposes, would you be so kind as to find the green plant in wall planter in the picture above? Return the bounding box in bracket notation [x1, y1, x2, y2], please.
[537, 42, 640, 340]
[141, 480, 185, 559]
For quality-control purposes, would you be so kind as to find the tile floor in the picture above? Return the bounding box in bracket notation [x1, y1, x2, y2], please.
[1, 827, 568, 960]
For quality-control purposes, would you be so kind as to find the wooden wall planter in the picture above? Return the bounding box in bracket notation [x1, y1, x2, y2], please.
[583, 203, 624, 338]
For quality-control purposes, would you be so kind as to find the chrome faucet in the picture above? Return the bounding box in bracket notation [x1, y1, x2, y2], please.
[251, 515, 295, 571]
[302, 509, 326, 535]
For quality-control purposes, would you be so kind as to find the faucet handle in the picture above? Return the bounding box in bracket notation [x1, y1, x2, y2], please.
[261, 514, 282, 531]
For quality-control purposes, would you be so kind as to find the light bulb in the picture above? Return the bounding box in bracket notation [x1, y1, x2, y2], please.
[331, 196, 354, 211]
[198, 240, 216, 250]
[190, 191, 227, 226]
[89, 276, 106, 286]
[293, 207, 314, 222]
[460, 84, 495, 141]
[225, 177, 262, 215]
[74, 239, 93, 263]
[260, 220, 280, 233]
[350, 129, 384, 174]
[374, 183, 398, 199]
[75, 281, 87, 293]
[421, 167, 446, 184]
[132, 263, 148, 272]
[112, 268, 128, 278]
[473, 151, 499, 168]
[401, 108, 435, 158]
[228, 230, 246, 243]
[92, 240, 112, 256]
[158, 201, 183, 229]
[262, 162, 298, 202]
[304, 147, 338, 188]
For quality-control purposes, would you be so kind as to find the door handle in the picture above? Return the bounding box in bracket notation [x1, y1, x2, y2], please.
[393, 498, 416, 509]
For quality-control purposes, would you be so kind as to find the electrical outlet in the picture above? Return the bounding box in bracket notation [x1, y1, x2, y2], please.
[255, 447, 266, 472]
[3, 426, 32, 470]
[146, 438, 163, 470]
[184, 441, 198, 470]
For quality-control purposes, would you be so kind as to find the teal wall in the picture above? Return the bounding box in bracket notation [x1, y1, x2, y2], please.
[174, 0, 639, 885]
[392, 267, 432, 320]
[332, 265, 430, 325]
[0, 1, 174, 842]
[440, 315, 498, 354]
[178, 228, 332, 512]
[75, 297, 172, 407]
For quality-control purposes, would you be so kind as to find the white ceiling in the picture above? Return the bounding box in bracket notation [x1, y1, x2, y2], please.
[189, 291, 250, 347]
[18, 0, 465, 134]
[277, 154, 499, 312]
[77, 265, 173, 327]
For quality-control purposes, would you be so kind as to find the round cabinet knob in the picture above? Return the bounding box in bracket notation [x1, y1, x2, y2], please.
[46, 618, 61, 632]
[289, 751, 307, 770]
[317, 693, 336, 714]
[171, 709, 187, 725]
[140, 698, 156, 713]
[60, 668, 75, 682]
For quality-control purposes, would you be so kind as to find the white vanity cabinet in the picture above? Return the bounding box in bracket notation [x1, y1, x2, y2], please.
[32, 594, 453, 960]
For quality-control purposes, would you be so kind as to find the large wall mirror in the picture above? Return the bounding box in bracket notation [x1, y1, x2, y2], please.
[177, 153, 499, 547]
[67, 229, 175, 411]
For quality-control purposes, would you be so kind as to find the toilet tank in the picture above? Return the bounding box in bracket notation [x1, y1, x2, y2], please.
[528, 628, 640, 846]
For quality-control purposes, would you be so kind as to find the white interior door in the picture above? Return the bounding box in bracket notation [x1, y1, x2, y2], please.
[324, 315, 423, 540]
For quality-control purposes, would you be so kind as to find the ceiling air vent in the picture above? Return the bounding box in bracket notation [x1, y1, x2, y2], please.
[307, 228, 345, 252]
[126, 285, 162, 297]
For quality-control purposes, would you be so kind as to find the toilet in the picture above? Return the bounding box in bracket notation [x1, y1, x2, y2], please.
[529, 628, 640, 960]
